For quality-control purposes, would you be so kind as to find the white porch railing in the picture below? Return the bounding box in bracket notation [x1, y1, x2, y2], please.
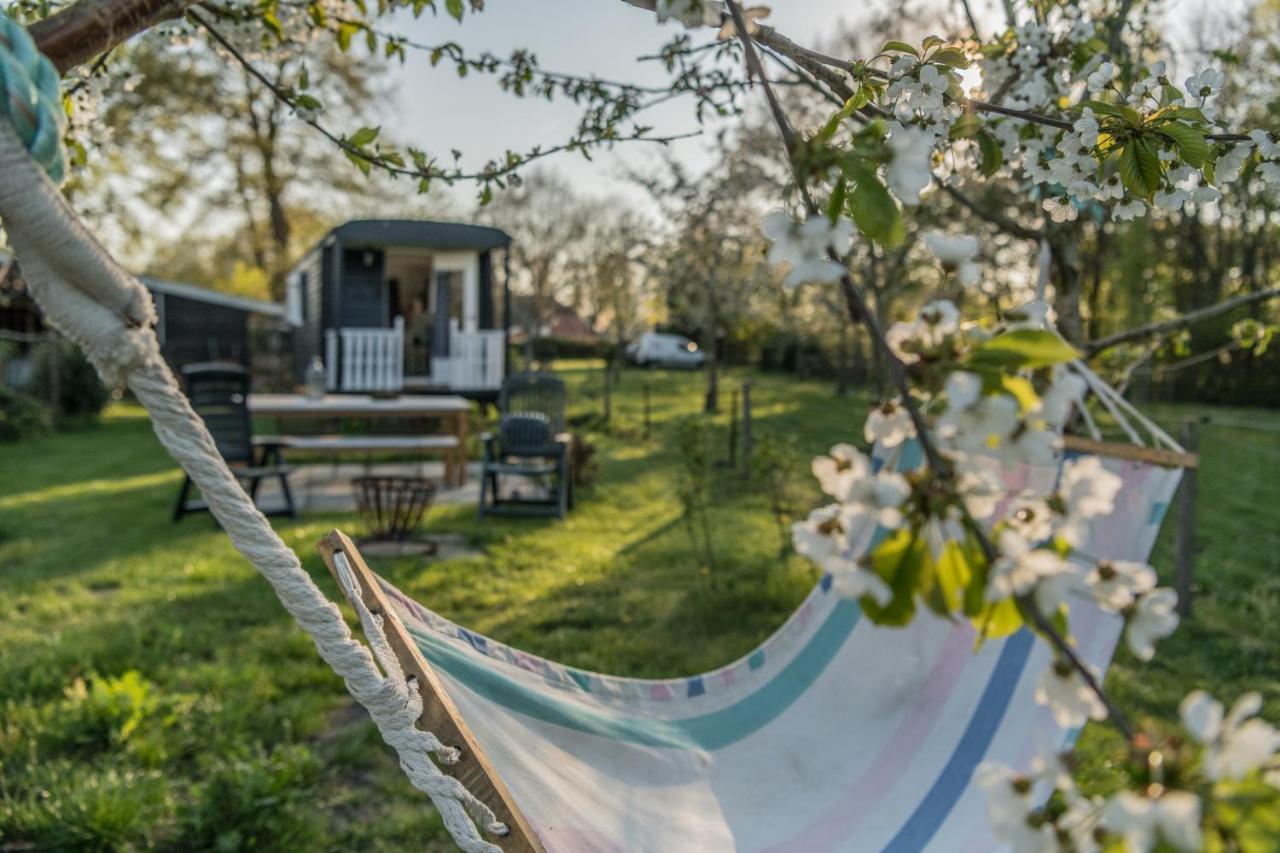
[431, 321, 505, 390]
[325, 316, 404, 392]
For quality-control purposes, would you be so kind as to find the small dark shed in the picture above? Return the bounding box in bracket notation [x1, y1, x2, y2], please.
[141, 277, 286, 377]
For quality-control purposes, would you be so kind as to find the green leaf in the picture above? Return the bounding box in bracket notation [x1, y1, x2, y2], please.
[976, 131, 1004, 177]
[820, 94, 865, 142]
[1118, 138, 1162, 200]
[349, 126, 380, 147]
[846, 169, 904, 246]
[344, 150, 372, 176]
[826, 179, 847, 221]
[929, 540, 973, 613]
[931, 48, 969, 68]
[1085, 99, 1143, 128]
[1160, 122, 1210, 168]
[972, 597, 1024, 642]
[966, 329, 1080, 370]
[261, 11, 284, 40]
[336, 21, 358, 51]
[921, 35, 945, 51]
[948, 113, 983, 140]
[445, 0, 464, 20]
[998, 375, 1039, 413]
[883, 40, 919, 57]
[861, 529, 929, 626]
[1081, 99, 1127, 119]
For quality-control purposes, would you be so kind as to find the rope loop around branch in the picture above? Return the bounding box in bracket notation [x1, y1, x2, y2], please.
[0, 11, 66, 183]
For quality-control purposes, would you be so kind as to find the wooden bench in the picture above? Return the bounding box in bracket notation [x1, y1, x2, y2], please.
[258, 434, 466, 487]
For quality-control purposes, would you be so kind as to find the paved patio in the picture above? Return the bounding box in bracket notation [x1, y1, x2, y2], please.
[252, 460, 483, 514]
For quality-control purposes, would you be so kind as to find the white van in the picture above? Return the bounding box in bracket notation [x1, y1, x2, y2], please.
[627, 333, 706, 369]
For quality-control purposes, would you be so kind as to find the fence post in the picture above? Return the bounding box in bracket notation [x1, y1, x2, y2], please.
[1175, 418, 1199, 617]
[643, 382, 651, 440]
[46, 334, 60, 418]
[741, 381, 753, 477]
[727, 387, 739, 467]
[603, 358, 612, 424]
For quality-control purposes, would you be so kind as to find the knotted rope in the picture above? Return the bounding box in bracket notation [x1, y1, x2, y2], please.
[0, 14, 505, 852]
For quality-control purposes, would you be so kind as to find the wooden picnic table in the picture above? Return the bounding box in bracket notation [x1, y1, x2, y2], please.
[247, 393, 471, 487]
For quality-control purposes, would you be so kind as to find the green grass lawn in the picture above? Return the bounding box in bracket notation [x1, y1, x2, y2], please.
[1, 362, 1277, 850]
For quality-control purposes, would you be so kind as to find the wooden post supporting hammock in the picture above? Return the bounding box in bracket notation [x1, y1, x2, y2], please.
[1062, 434, 1198, 470]
[318, 530, 546, 852]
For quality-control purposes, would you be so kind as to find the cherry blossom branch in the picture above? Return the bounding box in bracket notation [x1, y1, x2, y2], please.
[191, 9, 699, 189]
[726, 0, 1138, 743]
[1084, 284, 1280, 355]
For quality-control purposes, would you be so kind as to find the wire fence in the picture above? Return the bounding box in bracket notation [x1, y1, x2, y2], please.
[1151, 413, 1280, 620]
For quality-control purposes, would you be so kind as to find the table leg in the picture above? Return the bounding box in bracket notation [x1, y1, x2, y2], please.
[455, 410, 468, 487]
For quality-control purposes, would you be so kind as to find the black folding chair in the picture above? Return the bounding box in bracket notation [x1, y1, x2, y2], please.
[173, 362, 296, 521]
[478, 372, 571, 519]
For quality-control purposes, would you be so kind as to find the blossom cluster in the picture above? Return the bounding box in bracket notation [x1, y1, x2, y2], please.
[978, 690, 1280, 851]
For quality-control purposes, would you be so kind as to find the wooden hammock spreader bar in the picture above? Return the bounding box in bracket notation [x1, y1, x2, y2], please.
[1062, 434, 1199, 470]
[318, 530, 546, 853]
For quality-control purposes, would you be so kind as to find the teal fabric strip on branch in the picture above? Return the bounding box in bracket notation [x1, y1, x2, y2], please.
[0, 11, 66, 184]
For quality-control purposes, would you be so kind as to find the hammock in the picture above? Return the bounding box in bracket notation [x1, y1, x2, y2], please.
[0, 21, 1197, 852]
[317, 424, 1186, 853]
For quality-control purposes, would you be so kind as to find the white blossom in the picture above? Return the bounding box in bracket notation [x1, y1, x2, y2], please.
[945, 370, 982, 411]
[831, 559, 894, 605]
[954, 452, 1006, 520]
[1057, 456, 1122, 545]
[1103, 789, 1202, 852]
[1124, 587, 1179, 661]
[762, 212, 853, 286]
[864, 400, 915, 448]
[809, 444, 911, 529]
[811, 443, 867, 501]
[1043, 196, 1079, 222]
[1185, 68, 1225, 99]
[792, 503, 849, 567]
[923, 231, 981, 286]
[886, 299, 960, 363]
[1249, 129, 1280, 160]
[974, 761, 1056, 852]
[1035, 661, 1107, 728]
[1085, 560, 1156, 611]
[1180, 690, 1280, 781]
[1216, 142, 1253, 183]
[655, 0, 721, 28]
[1112, 199, 1147, 222]
[1004, 299, 1053, 331]
[988, 530, 1069, 601]
[940, 392, 1019, 457]
[1086, 61, 1117, 93]
[845, 468, 912, 530]
[1005, 496, 1055, 543]
[886, 122, 936, 204]
[1040, 369, 1087, 428]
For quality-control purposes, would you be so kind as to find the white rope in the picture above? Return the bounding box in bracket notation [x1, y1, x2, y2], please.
[1072, 360, 1184, 452]
[0, 121, 507, 853]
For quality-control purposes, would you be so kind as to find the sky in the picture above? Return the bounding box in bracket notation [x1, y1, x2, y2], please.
[371, 0, 956, 211]
[365, 0, 1240, 215]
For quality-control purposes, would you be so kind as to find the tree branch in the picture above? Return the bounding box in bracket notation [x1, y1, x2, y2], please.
[941, 184, 1046, 241]
[1084, 285, 1280, 355]
[31, 0, 193, 73]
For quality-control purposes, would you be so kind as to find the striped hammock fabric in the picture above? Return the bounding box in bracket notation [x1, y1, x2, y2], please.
[378, 449, 1181, 852]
